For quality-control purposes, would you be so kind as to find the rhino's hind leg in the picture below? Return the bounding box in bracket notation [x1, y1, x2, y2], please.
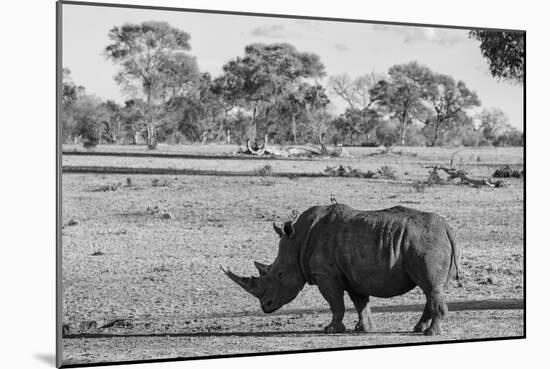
[348, 292, 375, 332]
[413, 303, 431, 333]
[317, 277, 346, 333]
[422, 289, 447, 336]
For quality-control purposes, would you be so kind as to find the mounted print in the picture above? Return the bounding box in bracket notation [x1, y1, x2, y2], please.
[57, 0, 525, 367]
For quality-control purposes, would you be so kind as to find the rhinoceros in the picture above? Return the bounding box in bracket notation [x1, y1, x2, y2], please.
[222, 204, 460, 335]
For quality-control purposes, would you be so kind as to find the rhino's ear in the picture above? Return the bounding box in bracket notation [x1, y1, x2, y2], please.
[254, 261, 271, 277]
[283, 221, 295, 238]
[273, 223, 284, 238]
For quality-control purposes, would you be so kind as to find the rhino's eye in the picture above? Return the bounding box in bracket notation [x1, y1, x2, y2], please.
[277, 272, 284, 278]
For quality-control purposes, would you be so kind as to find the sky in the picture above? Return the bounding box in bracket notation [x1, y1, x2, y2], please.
[62, 3, 524, 129]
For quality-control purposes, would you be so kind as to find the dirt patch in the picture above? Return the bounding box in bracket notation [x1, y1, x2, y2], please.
[62, 309, 523, 365]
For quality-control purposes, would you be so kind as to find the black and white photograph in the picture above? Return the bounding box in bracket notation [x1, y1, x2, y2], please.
[57, 1, 525, 366]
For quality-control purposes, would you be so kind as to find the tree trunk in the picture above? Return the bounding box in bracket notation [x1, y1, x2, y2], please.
[318, 131, 328, 155]
[291, 114, 297, 144]
[116, 119, 122, 144]
[226, 130, 231, 144]
[430, 119, 441, 147]
[400, 111, 408, 146]
[251, 105, 257, 141]
[146, 125, 157, 150]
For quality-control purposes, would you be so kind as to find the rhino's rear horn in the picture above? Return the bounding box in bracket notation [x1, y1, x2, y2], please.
[254, 261, 271, 277]
[273, 223, 284, 237]
[273, 221, 295, 238]
[221, 266, 263, 298]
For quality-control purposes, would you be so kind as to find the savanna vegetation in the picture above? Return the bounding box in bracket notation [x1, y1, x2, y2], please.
[61, 22, 524, 150]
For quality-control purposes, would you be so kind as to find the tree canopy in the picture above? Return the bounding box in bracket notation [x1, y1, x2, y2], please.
[61, 22, 523, 149]
[370, 62, 432, 145]
[214, 43, 326, 140]
[469, 30, 525, 84]
[105, 21, 200, 148]
[422, 74, 480, 146]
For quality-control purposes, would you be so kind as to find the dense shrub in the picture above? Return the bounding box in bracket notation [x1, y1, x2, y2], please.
[71, 95, 108, 148]
[375, 121, 400, 150]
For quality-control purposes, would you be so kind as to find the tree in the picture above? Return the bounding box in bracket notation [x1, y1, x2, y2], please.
[370, 62, 432, 145]
[62, 68, 85, 107]
[442, 110, 481, 146]
[100, 100, 123, 143]
[375, 121, 400, 151]
[422, 75, 480, 146]
[71, 95, 109, 148]
[329, 72, 385, 143]
[301, 84, 331, 146]
[331, 109, 362, 144]
[61, 68, 85, 142]
[328, 72, 384, 111]
[330, 108, 382, 145]
[165, 72, 228, 143]
[478, 108, 512, 144]
[215, 43, 325, 141]
[105, 21, 200, 148]
[493, 128, 523, 146]
[469, 30, 525, 84]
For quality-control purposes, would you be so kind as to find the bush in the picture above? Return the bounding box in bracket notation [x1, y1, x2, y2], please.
[493, 129, 524, 147]
[75, 117, 101, 148]
[255, 165, 273, 177]
[375, 121, 400, 150]
[493, 165, 524, 178]
[71, 95, 109, 148]
[324, 165, 376, 178]
[377, 166, 397, 180]
[412, 180, 427, 192]
[405, 126, 427, 146]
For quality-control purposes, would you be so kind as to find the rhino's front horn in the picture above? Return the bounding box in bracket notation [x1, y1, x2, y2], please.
[221, 266, 262, 298]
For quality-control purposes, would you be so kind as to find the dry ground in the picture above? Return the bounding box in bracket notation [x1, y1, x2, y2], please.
[63, 309, 523, 365]
[60, 145, 524, 365]
[63, 144, 523, 180]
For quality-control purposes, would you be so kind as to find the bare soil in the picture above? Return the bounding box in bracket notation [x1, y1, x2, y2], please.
[63, 309, 523, 365]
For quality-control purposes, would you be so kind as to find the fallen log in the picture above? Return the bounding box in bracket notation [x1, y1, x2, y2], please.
[423, 165, 510, 188]
[239, 140, 347, 158]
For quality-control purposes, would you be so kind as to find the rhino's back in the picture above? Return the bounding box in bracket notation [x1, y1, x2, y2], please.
[305, 205, 451, 297]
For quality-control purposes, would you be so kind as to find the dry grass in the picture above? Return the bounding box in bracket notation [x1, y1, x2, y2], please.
[63, 145, 523, 181]
[63, 309, 523, 365]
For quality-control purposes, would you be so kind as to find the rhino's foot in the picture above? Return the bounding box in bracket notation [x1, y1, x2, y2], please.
[413, 322, 430, 333]
[354, 320, 375, 332]
[324, 322, 346, 334]
[423, 326, 441, 336]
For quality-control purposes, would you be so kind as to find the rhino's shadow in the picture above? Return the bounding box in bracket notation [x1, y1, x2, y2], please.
[64, 330, 417, 339]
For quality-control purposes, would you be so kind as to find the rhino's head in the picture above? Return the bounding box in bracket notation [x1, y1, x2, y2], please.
[222, 221, 306, 313]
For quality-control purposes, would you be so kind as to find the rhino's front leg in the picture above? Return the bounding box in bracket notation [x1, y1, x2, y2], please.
[316, 276, 346, 333]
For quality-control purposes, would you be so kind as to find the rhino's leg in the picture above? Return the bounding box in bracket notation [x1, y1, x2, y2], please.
[413, 302, 431, 333]
[317, 277, 346, 333]
[348, 292, 375, 332]
[422, 289, 447, 336]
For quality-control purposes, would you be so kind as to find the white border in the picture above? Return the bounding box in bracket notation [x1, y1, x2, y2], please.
[2, 1, 546, 368]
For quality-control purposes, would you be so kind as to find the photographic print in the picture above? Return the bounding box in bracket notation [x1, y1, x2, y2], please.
[57, 1, 525, 366]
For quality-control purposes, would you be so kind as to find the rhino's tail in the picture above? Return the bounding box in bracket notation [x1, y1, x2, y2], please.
[445, 224, 461, 286]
